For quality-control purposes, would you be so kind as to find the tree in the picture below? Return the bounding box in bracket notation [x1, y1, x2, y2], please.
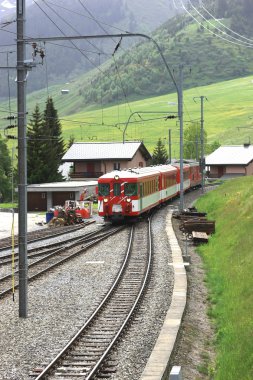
[27, 98, 66, 184]
[183, 122, 207, 160]
[151, 138, 168, 165]
[0, 134, 12, 201]
[206, 140, 221, 155]
[27, 104, 45, 184]
[67, 134, 75, 149]
[42, 97, 65, 182]
[215, 0, 228, 18]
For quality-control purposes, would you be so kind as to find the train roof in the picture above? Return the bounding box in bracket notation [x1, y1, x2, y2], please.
[171, 159, 198, 167]
[98, 165, 177, 180]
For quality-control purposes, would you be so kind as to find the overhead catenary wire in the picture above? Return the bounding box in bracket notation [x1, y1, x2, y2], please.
[44, 0, 133, 34]
[112, 54, 133, 116]
[32, 0, 110, 77]
[43, 0, 161, 80]
[41, 0, 107, 56]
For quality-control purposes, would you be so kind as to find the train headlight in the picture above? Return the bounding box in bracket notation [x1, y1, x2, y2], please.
[114, 174, 120, 180]
[104, 198, 108, 203]
[126, 198, 131, 203]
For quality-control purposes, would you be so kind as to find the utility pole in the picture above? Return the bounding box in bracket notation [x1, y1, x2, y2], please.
[178, 65, 184, 211]
[168, 129, 171, 164]
[17, 0, 28, 317]
[194, 96, 207, 193]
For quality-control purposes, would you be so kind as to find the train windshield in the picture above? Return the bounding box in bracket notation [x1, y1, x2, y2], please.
[113, 183, 121, 196]
[98, 183, 110, 196]
[124, 183, 137, 196]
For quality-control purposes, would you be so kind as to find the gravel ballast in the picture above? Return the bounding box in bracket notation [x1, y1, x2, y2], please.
[0, 190, 215, 380]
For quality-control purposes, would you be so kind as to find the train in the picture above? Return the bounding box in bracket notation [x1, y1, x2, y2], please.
[97, 160, 202, 223]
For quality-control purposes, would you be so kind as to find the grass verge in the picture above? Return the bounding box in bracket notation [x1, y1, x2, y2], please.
[195, 177, 253, 379]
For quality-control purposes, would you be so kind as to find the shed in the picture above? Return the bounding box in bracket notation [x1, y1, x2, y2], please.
[27, 181, 97, 211]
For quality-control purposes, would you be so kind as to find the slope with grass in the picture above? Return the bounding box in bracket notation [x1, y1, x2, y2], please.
[1, 75, 253, 156]
[53, 75, 253, 153]
[195, 177, 253, 379]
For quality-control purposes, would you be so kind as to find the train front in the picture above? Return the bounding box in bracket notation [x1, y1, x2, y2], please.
[97, 171, 138, 222]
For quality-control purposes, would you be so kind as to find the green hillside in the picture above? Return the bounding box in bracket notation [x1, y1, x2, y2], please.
[195, 177, 253, 379]
[76, 12, 253, 108]
[1, 75, 253, 156]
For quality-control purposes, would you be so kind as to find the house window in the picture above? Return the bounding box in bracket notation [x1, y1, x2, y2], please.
[69, 193, 74, 199]
[41, 193, 46, 199]
[113, 162, 120, 170]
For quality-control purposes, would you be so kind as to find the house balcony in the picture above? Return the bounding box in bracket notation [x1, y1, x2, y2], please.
[69, 171, 104, 180]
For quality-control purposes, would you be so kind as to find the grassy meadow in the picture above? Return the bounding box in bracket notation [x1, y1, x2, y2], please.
[1, 75, 253, 155]
[195, 177, 253, 379]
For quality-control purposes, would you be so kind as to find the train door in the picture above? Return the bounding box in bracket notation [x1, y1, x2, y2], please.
[139, 183, 143, 211]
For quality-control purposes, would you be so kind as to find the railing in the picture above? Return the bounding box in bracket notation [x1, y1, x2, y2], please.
[69, 171, 104, 179]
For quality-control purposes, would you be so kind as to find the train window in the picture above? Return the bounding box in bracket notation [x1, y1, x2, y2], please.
[156, 178, 159, 191]
[113, 183, 121, 196]
[98, 183, 110, 196]
[125, 183, 137, 196]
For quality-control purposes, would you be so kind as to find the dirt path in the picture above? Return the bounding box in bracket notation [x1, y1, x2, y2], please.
[169, 190, 216, 379]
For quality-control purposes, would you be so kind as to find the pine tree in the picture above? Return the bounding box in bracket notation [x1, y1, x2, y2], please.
[43, 97, 65, 182]
[27, 104, 45, 184]
[27, 99, 66, 184]
[151, 138, 168, 165]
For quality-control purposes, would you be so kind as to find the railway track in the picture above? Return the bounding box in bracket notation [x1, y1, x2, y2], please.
[0, 220, 95, 252]
[0, 225, 124, 299]
[0, 223, 106, 265]
[31, 218, 153, 380]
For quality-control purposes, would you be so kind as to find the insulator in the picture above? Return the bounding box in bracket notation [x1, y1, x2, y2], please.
[40, 49, 45, 59]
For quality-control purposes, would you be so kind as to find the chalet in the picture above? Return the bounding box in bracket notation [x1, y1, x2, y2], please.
[206, 144, 253, 178]
[62, 141, 152, 180]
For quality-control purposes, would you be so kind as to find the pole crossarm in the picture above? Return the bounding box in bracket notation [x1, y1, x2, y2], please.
[22, 33, 179, 93]
[22, 33, 184, 208]
[122, 111, 177, 143]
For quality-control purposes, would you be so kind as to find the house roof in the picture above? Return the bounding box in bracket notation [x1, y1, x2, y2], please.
[62, 141, 151, 162]
[206, 145, 253, 165]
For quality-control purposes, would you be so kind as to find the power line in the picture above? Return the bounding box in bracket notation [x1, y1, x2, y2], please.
[44, 0, 132, 34]
[200, 2, 253, 44]
[180, 0, 253, 49]
[41, 0, 107, 55]
[187, 0, 253, 48]
[32, 0, 109, 76]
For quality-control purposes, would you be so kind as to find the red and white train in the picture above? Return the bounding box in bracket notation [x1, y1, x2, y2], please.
[97, 160, 201, 222]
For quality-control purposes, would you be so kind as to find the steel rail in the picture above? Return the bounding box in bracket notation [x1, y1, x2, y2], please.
[0, 226, 125, 299]
[0, 221, 94, 252]
[33, 219, 153, 379]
